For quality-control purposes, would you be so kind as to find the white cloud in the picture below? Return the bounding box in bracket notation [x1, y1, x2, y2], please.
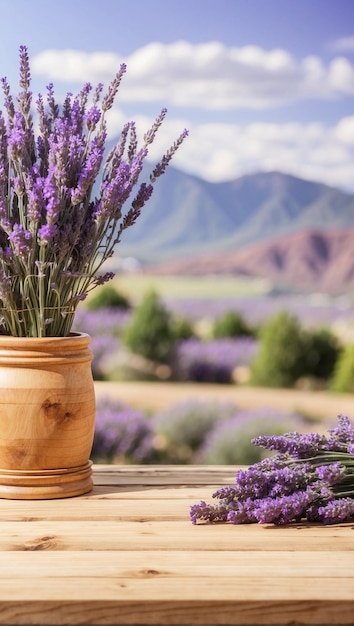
[335, 115, 354, 145]
[90, 107, 354, 191]
[330, 35, 354, 53]
[328, 57, 354, 94]
[138, 115, 354, 192]
[31, 42, 354, 110]
[31, 49, 124, 83]
[29, 42, 354, 192]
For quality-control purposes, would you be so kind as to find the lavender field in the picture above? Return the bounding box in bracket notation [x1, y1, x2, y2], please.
[163, 292, 354, 331]
[74, 278, 354, 385]
[114, 272, 354, 330]
[73, 275, 354, 465]
[92, 394, 308, 466]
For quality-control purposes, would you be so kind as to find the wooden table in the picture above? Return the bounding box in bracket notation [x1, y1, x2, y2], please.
[0, 465, 353, 625]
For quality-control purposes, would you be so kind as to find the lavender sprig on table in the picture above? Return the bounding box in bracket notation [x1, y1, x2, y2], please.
[190, 414, 354, 525]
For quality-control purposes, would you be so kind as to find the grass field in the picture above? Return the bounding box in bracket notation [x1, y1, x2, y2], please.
[104, 270, 354, 334]
[112, 272, 271, 301]
[94, 380, 354, 428]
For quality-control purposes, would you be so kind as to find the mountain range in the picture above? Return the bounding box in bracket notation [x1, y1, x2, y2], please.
[114, 167, 354, 293]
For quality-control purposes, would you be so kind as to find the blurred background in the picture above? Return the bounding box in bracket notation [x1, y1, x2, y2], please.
[3, 0, 354, 464]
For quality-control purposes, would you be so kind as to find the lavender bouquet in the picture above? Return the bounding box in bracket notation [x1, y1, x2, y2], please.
[0, 46, 187, 336]
[190, 414, 354, 525]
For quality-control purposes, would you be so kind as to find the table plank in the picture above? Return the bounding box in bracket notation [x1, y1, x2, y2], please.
[0, 464, 353, 626]
[0, 579, 353, 625]
[2, 597, 353, 626]
[1, 520, 353, 552]
[1, 549, 353, 578]
[1, 572, 354, 599]
[92, 464, 238, 485]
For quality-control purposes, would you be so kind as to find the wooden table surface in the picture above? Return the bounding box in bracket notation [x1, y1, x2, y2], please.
[0, 464, 353, 626]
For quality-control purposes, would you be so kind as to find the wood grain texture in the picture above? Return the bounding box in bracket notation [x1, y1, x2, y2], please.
[0, 464, 353, 625]
[0, 333, 95, 498]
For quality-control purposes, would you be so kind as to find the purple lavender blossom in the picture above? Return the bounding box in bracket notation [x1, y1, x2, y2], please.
[190, 500, 232, 524]
[175, 337, 258, 384]
[150, 128, 189, 182]
[92, 397, 154, 463]
[164, 295, 353, 329]
[38, 223, 58, 243]
[190, 414, 354, 526]
[85, 106, 101, 131]
[252, 431, 329, 458]
[315, 462, 346, 484]
[72, 307, 131, 380]
[327, 414, 354, 451]
[253, 415, 354, 457]
[70, 136, 105, 205]
[252, 489, 317, 525]
[101, 64, 127, 112]
[73, 306, 131, 337]
[7, 224, 32, 258]
[316, 498, 354, 524]
[7, 116, 27, 158]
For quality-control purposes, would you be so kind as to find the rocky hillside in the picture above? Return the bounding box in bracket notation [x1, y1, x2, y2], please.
[149, 228, 354, 295]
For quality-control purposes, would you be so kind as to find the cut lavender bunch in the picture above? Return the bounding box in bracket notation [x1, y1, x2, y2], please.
[0, 46, 188, 337]
[190, 414, 354, 526]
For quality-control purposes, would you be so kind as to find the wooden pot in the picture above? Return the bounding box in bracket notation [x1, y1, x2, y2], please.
[0, 332, 96, 499]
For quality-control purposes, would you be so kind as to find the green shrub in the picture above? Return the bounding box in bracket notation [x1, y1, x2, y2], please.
[212, 310, 256, 339]
[304, 327, 341, 382]
[172, 316, 195, 341]
[122, 290, 175, 363]
[329, 343, 354, 393]
[87, 285, 131, 311]
[250, 310, 308, 388]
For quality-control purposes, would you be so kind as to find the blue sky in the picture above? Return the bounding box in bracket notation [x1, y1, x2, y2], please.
[1, 0, 354, 190]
